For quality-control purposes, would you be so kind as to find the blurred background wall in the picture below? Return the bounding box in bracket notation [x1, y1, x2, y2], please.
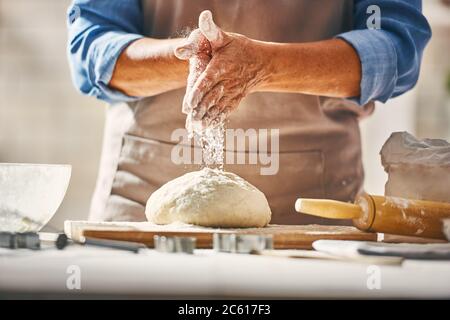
[0, 0, 449, 230]
[360, 0, 450, 195]
[0, 0, 105, 230]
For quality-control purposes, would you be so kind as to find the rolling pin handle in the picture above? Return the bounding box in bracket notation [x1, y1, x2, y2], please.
[295, 198, 362, 219]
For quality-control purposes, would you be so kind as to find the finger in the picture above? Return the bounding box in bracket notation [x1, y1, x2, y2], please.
[211, 93, 237, 112]
[182, 94, 191, 114]
[198, 10, 229, 48]
[206, 106, 220, 118]
[214, 96, 232, 112]
[185, 113, 204, 136]
[191, 104, 208, 122]
[174, 29, 205, 59]
[220, 106, 233, 120]
[201, 95, 235, 126]
[186, 64, 221, 114]
[174, 42, 195, 60]
[199, 108, 219, 128]
[193, 82, 225, 120]
[203, 107, 231, 128]
[182, 55, 210, 114]
[201, 106, 220, 128]
[182, 63, 201, 114]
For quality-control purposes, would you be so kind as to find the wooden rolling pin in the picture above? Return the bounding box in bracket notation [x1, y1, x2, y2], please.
[295, 194, 450, 240]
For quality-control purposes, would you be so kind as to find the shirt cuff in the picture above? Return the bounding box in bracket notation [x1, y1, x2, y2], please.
[89, 32, 144, 104]
[337, 29, 398, 106]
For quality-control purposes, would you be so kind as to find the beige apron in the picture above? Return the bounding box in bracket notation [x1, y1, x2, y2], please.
[89, 0, 374, 225]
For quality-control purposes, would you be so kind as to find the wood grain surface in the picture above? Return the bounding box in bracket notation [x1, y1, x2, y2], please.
[65, 221, 379, 249]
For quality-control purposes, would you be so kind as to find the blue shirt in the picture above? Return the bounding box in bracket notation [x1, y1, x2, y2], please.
[67, 0, 431, 106]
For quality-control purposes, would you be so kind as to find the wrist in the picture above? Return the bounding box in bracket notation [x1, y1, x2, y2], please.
[250, 40, 279, 92]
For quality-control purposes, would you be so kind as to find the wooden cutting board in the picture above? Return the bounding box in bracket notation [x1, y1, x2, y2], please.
[64, 221, 378, 249]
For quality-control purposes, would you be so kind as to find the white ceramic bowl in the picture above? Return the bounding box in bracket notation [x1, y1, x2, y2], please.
[0, 163, 71, 232]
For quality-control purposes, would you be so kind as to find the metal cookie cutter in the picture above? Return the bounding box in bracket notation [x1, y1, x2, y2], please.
[153, 235, 196, 254]
[213, 233, 273, 254]
[0, 232, 40, 250]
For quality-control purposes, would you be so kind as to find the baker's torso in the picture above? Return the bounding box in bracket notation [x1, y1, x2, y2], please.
[90, 0, 373, 224]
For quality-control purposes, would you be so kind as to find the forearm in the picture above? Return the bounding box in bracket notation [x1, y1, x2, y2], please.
[109, 38, 189, 97]
[256, 39, 361, 98]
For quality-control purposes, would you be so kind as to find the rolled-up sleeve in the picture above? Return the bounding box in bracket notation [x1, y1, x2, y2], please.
[337, 0, 432, 105]
[67, 0, 144, 103]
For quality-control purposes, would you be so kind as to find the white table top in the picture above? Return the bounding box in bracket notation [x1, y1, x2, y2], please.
[1, 246, 449, 298]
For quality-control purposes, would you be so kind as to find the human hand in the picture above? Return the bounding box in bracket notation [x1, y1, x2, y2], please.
[175, 10, 269, 130]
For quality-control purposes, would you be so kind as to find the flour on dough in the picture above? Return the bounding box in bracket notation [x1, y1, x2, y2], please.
[145, 168, 271, 228]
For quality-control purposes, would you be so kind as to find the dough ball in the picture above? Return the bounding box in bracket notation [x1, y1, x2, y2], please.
[145, 168, 271, 227]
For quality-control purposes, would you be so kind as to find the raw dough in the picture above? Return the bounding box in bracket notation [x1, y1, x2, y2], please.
[145, 168, 271, 227]
[381, 131, 450, 202]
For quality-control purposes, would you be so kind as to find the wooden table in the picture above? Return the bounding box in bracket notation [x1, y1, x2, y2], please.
[65, 221, 443, 250]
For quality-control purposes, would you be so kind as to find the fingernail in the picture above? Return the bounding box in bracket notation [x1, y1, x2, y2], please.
[187, 92, 200, 110]
[208, 106, 219, 117]
[199, 10, 219, 41]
